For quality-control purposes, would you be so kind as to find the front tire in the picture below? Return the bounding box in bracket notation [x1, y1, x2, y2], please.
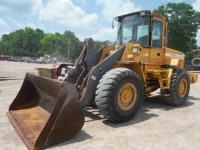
[95, 68, 143, 122]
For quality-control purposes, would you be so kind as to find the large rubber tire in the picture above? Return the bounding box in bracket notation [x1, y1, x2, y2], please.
[95, 68, 143, 122]
[192, 58, 200, 67]
[164, 69, 190, 106]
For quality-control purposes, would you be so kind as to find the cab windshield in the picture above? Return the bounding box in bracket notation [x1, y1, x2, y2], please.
[116, 13, 150, 47]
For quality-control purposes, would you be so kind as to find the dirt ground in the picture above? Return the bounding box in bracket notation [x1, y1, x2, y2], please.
[0, 61, 200, 150]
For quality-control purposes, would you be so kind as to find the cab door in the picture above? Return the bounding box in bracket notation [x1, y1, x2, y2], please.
[149, 19, 164, 64]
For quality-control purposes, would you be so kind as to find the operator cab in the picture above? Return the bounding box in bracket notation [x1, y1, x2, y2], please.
[114, 10, 165, 49]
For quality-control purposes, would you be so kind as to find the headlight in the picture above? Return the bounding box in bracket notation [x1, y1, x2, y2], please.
[132, 48, 138, 53]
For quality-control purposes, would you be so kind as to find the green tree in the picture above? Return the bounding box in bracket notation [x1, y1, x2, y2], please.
[0, 34, 12, 54]
[0, 27, 115, 61]
[39, 31, 82, 60]
[61, 31, 82, 59]
[0, 28, 44, 56]
[94, 40, 113, 49]
[23, 28, 44, 56]
[154, 2, 200, 58]
[39, 33, 62, 56]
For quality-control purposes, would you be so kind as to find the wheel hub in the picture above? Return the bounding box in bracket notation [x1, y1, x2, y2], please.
[118, 83, 137, 110]
[194, 59, 200, 65]
[178, 79, 187, 97]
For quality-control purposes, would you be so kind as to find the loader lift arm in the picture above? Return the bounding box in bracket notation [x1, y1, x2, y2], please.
[64, 38, 125, 108]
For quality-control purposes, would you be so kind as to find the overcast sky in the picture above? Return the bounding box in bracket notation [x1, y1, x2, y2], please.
[0, 0, 200, 45]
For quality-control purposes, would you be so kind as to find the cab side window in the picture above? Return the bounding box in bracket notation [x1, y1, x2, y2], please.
[152, 20, 163, 48]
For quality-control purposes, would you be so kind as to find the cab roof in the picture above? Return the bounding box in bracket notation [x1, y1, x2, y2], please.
[114, 10, 166, 22]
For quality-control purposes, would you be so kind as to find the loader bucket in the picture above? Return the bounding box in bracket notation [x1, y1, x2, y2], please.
[7, 73, 84, 150]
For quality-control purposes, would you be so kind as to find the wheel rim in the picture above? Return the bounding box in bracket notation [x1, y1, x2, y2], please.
[178, 79, 187, 97]
[118, 83, 137, 110]
[194, 59, 200, 65]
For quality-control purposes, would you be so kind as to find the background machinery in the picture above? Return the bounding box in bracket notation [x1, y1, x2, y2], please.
[7, 10, 198, 149]
[186, 49, 200, 70]
[192, 49, 200, 67]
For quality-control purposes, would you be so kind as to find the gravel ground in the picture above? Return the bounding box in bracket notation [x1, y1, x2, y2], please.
[0, 61, 200, 150]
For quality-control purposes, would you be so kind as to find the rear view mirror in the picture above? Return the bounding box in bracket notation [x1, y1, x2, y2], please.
[112, 18, 114, 29]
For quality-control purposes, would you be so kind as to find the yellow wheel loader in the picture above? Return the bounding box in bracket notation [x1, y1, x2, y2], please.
[7, 10, 198, 149]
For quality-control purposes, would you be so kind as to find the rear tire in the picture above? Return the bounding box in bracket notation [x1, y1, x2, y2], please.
[95, 68, 143, 122]
[164, 69, 190, 106]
